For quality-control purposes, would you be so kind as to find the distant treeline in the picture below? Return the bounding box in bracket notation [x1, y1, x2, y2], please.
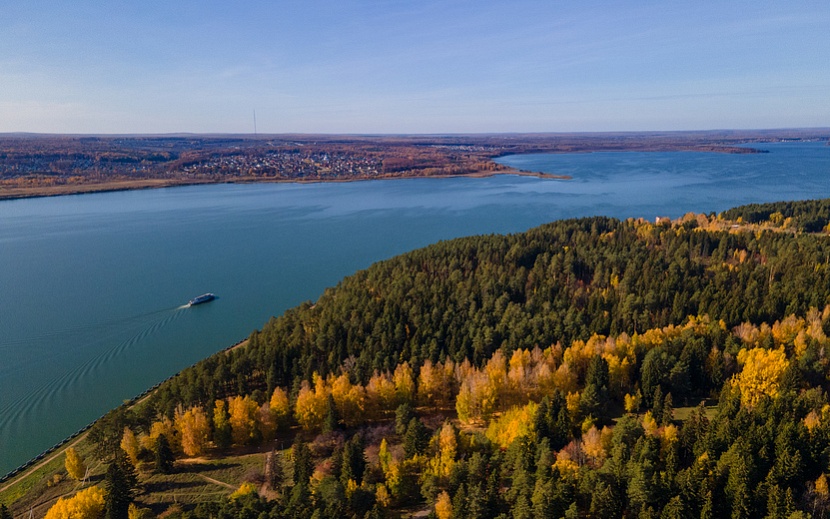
[721, 199, 830, 232]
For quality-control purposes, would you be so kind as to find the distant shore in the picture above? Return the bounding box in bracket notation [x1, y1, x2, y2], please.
[0, 168, 572, 202]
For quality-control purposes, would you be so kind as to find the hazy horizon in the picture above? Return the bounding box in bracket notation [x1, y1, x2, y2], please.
[2, 1, 829, 135]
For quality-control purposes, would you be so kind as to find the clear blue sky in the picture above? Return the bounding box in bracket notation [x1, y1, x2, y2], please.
[1, 1, 828, 134]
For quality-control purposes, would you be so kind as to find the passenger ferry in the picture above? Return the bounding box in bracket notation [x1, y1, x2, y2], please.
[188, 293, 216, 306]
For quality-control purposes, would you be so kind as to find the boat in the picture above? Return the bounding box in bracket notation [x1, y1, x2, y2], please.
[188, 293, 216, 306]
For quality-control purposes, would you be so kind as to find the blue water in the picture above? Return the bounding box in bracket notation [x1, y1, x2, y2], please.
[0, 141, 828, 474]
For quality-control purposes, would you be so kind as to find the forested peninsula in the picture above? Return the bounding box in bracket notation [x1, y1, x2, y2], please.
[9, 199, 830, 519]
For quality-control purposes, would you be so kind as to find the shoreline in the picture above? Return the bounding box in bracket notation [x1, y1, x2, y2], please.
[0, 168, 572, 202]
[0, 337, 249, 487]
[0, 141, 783, 202]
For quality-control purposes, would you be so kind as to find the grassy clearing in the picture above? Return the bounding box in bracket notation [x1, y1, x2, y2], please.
[1, 437, 104, 510]
[133, 453, 268, 516]
[673, 403, 718, 422]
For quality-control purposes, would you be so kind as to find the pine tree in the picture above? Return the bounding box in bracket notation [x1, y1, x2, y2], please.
[662, 393, 674, 426]
[292, 440, 313, 485]
[265, 449, 284, 491]
[0, 504, 12, 519]
[651, 385, 664, 421]
[404, 417, 430, 458]
[213, 399, 232, 449]
[155, 434, 174, 474]
[341, 434, 366, 485]
[323, 394, 340, 434]
[395, 402, 414, 435]
[104, 456, 135, 519]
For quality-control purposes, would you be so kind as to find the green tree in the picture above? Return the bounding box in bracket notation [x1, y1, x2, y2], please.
[104, 455, 136, 519]
[323, 394, 340, 434]
[293, 440, 314, 485]
[341, 434, 366, 485]
[404, 417, 431, 458]
[155, 434, 174, 474]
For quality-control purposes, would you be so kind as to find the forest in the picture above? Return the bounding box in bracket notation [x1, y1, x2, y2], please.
[9, 198, 830, 519]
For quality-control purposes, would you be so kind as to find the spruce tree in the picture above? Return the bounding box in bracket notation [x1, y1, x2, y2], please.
[323, 394, 339, 434]
[104, 456, 135, 519]
[265, 449, 284, 491]
[155, 434, 174, 474]
[341, 434, 366, 485]
[293, 440, 313, 485]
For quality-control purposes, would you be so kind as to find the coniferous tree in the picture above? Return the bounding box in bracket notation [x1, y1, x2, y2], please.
[293, 440, 314, 486]
[395, 402, 414, 436]
[341, 434, 366, 485]
[404, 417, 430, 458]
[155, 434, 174, 474]
[661, 393, 674, 426]
[323, 394, 339, 434]
[265, 449, 284, 492]
[104, 455, 136, 519]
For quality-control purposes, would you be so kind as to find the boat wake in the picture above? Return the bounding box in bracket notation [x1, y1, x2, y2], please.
[0, 305, 187, 435]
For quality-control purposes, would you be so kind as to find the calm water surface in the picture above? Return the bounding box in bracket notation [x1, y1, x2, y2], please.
[1, 141, 828, 473]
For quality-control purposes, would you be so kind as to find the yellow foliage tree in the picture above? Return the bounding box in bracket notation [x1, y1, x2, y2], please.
[257, 402, 277, 442]
[295, 375, 328, 430]
[485, 402, 538, 449]
[582, 426, 608, 465]
[817, 474, 829, 498]
[624, 390, 641, 414]
[269, 386, 291, 428]
[507, 349, 532, 404]
[428, 422, 457, 479]
[230, 481, 258, 500]
[553, 363, 578, 394]
[144, 416, 179, 453]
[120, 427, 140, 467]
[805, 410, 821, 433]
[733, 346, 789, 408]
[455, 369, 497, 424]
[435, 490, 452, 519]
[642, 411, 659, 436]
[44, 486, 105, 519]
[228, 395, 260, 445]
[128, 503, 154, 519]
[64, 447, 86, 481]
[417, 360, 453, 408]
[175, 405, 211, 457]
[366, 370, 397, 417]
[331, 372, 366, 427]
[393, 362, 415, 405]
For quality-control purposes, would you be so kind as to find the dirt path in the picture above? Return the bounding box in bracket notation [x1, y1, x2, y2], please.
[0, 433, 88, 495]
[194, 474, 235, 490]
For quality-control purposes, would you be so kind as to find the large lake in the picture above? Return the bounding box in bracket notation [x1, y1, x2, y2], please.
[1, 141, 828, 473]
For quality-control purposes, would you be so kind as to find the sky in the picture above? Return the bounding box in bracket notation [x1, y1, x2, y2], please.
[1, 1, 829, 134]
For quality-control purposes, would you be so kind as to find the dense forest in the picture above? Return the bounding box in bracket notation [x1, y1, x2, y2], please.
[15, 198, 830, 519]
